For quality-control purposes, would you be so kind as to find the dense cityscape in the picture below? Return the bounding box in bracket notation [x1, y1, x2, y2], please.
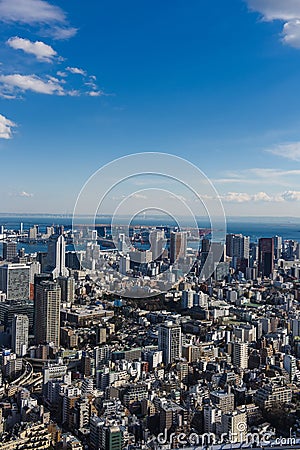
[0, 221, 299, 448]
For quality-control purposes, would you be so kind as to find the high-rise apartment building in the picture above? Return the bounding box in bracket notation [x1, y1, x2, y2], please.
[11, 314, 29, 356]
[232, 341, 248, 369]
[283, 354, 297, 382]
[158, 321, 181, 365]
[35, 281, 61, 346]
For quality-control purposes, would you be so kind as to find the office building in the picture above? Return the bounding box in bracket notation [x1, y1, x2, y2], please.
[35, 281, 61, 346]
[0, 263, 30, 301]
[0, 301, 34, 331]
[149, 229, 165, 261]
[273, 235, 283, 260]
[47, 234, 69, 278]
[2, 241, 17, 261]
[57, 276, 75, 303]
[66, 251, 82, 270]
[258, 238, 274, 278]
[226, 234, 250, 260]
[170, 231, 187, 263]
[119, 254, 130, 275]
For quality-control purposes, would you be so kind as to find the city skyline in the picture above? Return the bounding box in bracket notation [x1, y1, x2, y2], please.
[0, 0, 300, 216]
[0, 219, 299, 447]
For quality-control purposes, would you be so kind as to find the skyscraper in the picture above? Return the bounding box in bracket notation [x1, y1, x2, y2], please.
[0, 263, 30, 301]
[258, 238, 274, 278]
[35, 281, 61, 347]
[2, 241, 17, 261]
[57, 276, 75, 303]
[117, 233, 127, 253]
[119, 254, 130, 275]
[226, 234, 250, 261]
[46, 234, 69, 278]
[273, 235, 283, 260]
[170, 231, 187, 264]
[12, 314, 29, 356]
[158, 321, 181, 365]
[149, 229, 165, 261]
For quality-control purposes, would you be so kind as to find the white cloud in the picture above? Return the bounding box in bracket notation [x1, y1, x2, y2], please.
[247, 0, 300, 21]
[221, 192, 252, 203]
[0, 74, 64, 96]
[246, 0, 300, 48]
[0, 0, 77, 39]
[57, 71, 67, 77]
[266, 142, 300, 161]
[282, 20, 300, 48]
[66, 66, 86, 76]
[281, 190, 300, 201]
[0, 113, 16, 139]
[67, 89, 81, 97]
[51, 26, 77, 40]
[132, 193, 147, 200]
[18, 191, 33, 198]
[7, 36, 57, 62]
[88, 90, 103, 97]
[221, 191, 284, 203]
[253, 191, 273, 201]
[0, 73, 104, 99]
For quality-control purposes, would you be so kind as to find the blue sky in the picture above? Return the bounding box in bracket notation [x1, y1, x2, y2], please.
[1, 0, 300, 216]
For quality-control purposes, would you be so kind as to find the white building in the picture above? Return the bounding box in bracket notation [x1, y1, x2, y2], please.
[47, 234, 69, 278]
[12, 314, 29, 356]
